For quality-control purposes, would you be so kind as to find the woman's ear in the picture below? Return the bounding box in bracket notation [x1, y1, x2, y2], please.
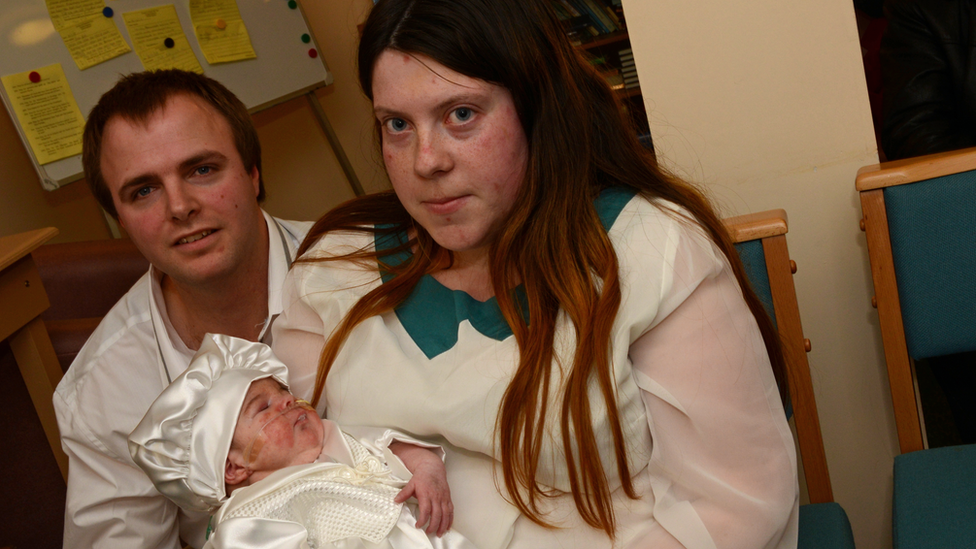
[225, 451, 251, 488]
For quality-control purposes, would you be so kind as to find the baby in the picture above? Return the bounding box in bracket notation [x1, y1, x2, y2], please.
[128, 333, 472, 549]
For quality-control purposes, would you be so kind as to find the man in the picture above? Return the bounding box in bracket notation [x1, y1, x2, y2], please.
[880, 0, 976, 160]
[54, 69, 313, 548]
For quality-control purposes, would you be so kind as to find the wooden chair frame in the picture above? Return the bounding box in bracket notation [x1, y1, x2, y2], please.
[0, 228, 67, 480]
[856, 146, 976, 454]
[724, 209, 833, 504]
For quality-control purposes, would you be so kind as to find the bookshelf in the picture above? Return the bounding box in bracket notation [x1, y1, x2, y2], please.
[552, 0, 651, 144]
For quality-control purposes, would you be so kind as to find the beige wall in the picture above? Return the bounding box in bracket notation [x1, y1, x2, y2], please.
[623, 0, 896, 547]
[0, 0, 385, 242]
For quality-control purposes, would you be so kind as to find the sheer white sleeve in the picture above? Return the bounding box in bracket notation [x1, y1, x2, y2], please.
[627, 219, 799, 549]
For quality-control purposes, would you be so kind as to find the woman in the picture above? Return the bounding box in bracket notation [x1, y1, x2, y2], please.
[272, 0, 798, 547]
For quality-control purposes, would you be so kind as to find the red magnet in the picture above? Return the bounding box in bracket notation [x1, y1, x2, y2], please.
[29, 71, 41, 83]
[308, 48, 318, 58]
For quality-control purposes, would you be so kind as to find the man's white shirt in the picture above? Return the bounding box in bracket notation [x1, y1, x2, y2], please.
[54, 211, 312, 549]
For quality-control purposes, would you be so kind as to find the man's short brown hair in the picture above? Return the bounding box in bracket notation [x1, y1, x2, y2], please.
[82, 69, 265, 218]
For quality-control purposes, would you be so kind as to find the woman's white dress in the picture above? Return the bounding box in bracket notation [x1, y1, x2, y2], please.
[272, 190, 799, 549]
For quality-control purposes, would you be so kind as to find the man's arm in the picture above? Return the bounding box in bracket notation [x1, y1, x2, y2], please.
[52, 296, 210, 549]
[56, 391, 190, 549]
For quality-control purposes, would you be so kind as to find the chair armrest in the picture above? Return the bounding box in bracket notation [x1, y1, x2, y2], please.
[723, 209, 789, 244]
[856, 145, 976, 191]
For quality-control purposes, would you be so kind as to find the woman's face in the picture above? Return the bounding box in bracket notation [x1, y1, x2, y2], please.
[371, 50, 529, 264]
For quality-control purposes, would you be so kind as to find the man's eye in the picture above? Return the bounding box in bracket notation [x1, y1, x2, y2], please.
[194, 166, 212, 176]
[453, 107, 473, 122]
[384, 118, 408, 132]
[134, 186, 153, 198]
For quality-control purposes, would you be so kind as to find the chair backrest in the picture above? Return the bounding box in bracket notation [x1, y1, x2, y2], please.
[856, 146, 976, 454]
[724, 209, 833, 504]
[32, 238, 149, 372]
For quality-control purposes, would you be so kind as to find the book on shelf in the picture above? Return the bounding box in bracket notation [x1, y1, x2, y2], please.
[564, 0, 603, 33]
[555, 0, 581, 17]
[553, 0, 620, 37]
[605, 73, 625, 91]
[580, 0, 618, 33]
[623, 71, 641, 88]
[564, 16, 600, 39]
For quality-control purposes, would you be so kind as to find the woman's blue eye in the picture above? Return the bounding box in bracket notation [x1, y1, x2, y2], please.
[386, 118, 408, 132]
[454, 107, 473, 122]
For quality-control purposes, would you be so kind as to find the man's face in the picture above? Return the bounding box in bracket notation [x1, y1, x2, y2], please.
[99, 93, 266, 287]
[231, 378, 324, 475]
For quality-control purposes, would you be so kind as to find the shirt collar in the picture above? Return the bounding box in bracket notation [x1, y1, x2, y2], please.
[148, 210, 297, 383]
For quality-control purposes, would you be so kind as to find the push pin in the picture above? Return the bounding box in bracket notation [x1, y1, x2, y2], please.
[308, 48, 318, 58]
[301, 33, 311, 44]
[103, 6, 113, 17]
[28, 71, 41, 83]
[288, 0, 298, 8]
[164, 37, 175, 48]
[215, 18, 227, 30]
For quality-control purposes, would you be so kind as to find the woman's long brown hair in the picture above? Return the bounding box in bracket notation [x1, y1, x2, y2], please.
[298, 0, 787, 538]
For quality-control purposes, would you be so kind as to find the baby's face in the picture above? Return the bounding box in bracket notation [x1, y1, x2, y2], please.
[232, 378, 324, 472]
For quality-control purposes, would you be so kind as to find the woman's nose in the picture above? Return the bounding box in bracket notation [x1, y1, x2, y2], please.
[414, 130, 453, 178]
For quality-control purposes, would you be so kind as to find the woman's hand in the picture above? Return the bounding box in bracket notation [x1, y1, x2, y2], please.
[389, 441, 454, 536]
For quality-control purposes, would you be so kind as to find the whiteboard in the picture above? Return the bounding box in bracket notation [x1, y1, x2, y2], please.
[0, 0, 333, 190]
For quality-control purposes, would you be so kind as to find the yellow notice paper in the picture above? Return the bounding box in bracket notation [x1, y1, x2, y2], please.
[189, 0, 256, 64]
[45, 0, 130, 70]
[1, 64, 85, 165]
[123, 5, 204, 73]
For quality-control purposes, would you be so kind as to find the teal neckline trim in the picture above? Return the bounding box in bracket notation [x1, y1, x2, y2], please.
[375, 187, 636, 359]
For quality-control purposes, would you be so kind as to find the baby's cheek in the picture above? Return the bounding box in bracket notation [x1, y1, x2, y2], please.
[244, 435, 265, 466]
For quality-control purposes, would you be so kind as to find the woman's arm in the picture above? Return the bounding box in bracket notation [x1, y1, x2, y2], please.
[627, 233, 798, 548]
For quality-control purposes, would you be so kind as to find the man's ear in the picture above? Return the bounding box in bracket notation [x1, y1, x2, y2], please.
[225, 450, 251, 487]
[250, 165, 260, 199]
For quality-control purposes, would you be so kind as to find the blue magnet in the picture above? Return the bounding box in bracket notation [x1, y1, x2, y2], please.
[102, 6, 113, 17]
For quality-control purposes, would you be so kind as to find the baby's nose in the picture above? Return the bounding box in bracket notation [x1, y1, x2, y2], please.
[276, 392, 296, 411]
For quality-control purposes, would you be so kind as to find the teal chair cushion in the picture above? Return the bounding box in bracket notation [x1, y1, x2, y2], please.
[798, 503, 856, 549]
[884, 173, 976, 360]
[892, 443, 976, 549]
[734, 239, 776, 326]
